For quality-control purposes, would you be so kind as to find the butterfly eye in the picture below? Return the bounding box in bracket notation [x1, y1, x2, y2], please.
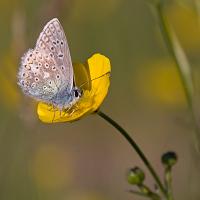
[61, 41, 63, 45]
[52, 66, 56, 71]
[56, 40, 60, 44]
[74, 90, 79, 98]
[35, 77, 39, 82]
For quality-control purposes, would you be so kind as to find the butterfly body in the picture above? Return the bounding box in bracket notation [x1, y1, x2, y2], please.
[51, 86, 82, 110]
[18, 18, 82, 110]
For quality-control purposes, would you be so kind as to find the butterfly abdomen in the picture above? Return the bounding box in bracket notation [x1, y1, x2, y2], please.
[50, 87, 73, 109]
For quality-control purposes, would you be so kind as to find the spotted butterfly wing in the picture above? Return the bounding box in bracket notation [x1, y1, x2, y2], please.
[18, 18, 74, 103]
[35, 18, 73, 91]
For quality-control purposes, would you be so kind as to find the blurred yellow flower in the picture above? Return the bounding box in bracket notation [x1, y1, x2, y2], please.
[166, 4, 200, 51]
[37, 53, 111, 123]
[0, 53, 21, 109]
[134, 59, 186, 107]
[30, 144, 72, 190]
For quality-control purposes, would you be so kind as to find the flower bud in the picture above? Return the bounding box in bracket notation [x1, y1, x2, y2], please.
[127, 167, 145, 185]
[161, 151, 177, 167]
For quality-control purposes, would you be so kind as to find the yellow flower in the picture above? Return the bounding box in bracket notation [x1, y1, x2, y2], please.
[166, 4, 200, 52]
[0, 53, 21, 110]
[29, 144, 72, 190]
[133, 59, 186, 107]
[37, 53, 111, 123]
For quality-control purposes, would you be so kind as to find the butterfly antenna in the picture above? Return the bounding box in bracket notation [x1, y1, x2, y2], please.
[79, 72, 110, 89]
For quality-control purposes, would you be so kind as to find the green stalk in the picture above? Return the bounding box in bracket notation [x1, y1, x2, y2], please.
[194, 0, 200, 23]
[164, 166, 174, 200]
[138, 184, 161, 200]
[97, 111, 167, 198]
[155, 2, 200, 152]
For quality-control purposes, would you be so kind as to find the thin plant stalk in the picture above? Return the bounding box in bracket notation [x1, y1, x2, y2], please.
[155, 2, 200, 152]
[164, 166, 174, 200]
[97, 110, 167, 198]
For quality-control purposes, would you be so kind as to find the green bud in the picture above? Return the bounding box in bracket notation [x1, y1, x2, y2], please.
[127, 167, 145, 185]
[161, 151, 177, 167]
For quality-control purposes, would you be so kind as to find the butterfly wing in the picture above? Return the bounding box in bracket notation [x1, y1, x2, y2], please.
[35, 18, 74, 92]
[18, 18, 74, 103]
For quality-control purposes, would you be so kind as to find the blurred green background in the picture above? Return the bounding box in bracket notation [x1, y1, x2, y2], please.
[1, 0, 200, 199]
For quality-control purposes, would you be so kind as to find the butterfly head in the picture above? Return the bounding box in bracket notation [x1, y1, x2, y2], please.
[71, 86, 82, 102]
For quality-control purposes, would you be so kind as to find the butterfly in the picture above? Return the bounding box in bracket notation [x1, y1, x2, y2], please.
[18, 18, 82, 110]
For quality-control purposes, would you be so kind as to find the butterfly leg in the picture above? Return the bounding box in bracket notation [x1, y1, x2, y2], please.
[59, 110, 62, 118]
[68, 108, 75, 116]
[52, 105, 57, 123]
[59, 104, 75, 119]
[61, 106, 71, 117]
[59, 106, 68, 118]
[68, 104, 79, 116]
[47, 104, 54, 111]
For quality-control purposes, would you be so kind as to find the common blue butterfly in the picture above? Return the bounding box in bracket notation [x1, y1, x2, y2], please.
[18, 18, 82, 110]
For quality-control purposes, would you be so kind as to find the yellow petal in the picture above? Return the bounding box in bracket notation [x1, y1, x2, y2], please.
[37, 53, 111, 123]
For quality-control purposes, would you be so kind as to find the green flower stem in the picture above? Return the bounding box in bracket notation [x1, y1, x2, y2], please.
[155, 2, 193, 104]
[129, 190, 151, 198]
[130, 189, 160, 200]
[138, 184, 161, 200]
[164, 166, 174, 200]
[97, 110, 167, 198]
[194, 0, 200, 22]
[155, 2, 200, 151]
